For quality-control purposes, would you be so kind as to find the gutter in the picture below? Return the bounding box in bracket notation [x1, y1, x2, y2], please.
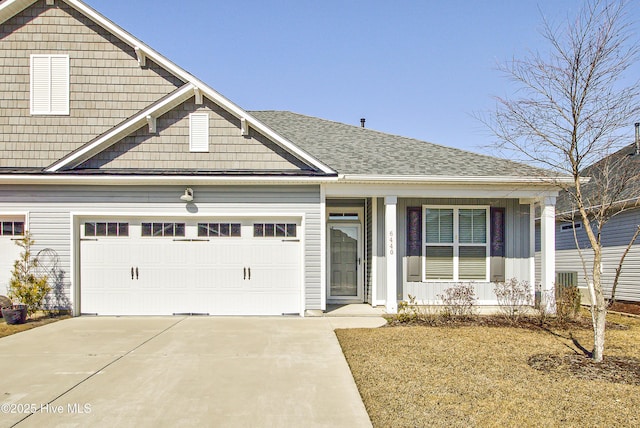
[338, 174, 577, 186]
[0, 174, 339, 186]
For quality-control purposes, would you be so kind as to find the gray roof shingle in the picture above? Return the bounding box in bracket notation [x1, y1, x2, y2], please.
[250, 111, 559, 178]
[556, 143, 640, 214]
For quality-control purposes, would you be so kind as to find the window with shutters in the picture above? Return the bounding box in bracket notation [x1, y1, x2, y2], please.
[423, 206, 489, 281]
[189, 113, 209, 152]
[30, 54, 69, 115]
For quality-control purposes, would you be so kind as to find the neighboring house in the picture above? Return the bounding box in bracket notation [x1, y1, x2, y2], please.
[0, 0, 567, 316]
[549, 142, 640, 303]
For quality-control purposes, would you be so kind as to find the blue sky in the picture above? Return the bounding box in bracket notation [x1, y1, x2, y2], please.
[84, 0, 640, 154]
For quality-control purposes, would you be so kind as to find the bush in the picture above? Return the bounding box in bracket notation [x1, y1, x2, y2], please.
[556, 283, 581, 325]
[494, 279, 534, 323]
[438, 283, 477, 319]
[397, 294, 441, 324]
[8, 232, 50, 317]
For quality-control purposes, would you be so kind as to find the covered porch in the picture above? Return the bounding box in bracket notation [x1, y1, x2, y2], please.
[320, 182, 558, 314]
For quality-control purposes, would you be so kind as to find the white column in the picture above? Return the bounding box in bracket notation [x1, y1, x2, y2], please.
[529, 202, 536, 304]
[319, 185, 327, 312]
[385, 196, 398, 314]
[540, 196, 556, 313]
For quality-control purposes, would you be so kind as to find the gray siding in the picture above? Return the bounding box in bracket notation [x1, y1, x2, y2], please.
[375, 198, 386, 303]
[550, 207, 640, 302]
[0, 1, 183, 168]
[395, 198, 532, 304]
[0, 184, 322, 311]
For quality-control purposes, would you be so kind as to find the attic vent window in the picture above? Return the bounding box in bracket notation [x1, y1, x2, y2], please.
[560, 222, 582, 232]
[30, 54, 69, 115]
[189, 113, 209, 152]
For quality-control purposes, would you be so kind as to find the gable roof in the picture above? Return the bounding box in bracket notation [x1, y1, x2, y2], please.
[0, 0, 334, 175]
[0, 0, 569, 187]
[251, 111, 566, 182]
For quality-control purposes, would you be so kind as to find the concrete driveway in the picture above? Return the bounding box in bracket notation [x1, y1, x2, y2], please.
[0, 316, 384, 428]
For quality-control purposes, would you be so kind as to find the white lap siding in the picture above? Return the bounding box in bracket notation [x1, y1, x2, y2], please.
[0, 184, 322, 314]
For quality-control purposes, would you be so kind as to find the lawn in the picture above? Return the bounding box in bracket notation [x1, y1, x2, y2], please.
[336, 313, 640, 427]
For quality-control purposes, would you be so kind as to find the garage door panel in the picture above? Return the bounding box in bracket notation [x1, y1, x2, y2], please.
[80, 219, 301, 316]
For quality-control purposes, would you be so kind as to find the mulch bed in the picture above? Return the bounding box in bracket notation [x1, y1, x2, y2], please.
[528, 353, 640, 386]
[610, 300, 640, 316]
[384, 313, 629, 331]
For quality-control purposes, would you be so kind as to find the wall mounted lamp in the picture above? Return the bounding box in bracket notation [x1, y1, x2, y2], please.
[180, 188, 194, 202]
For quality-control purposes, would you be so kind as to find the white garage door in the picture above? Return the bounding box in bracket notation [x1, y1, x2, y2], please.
[80, 218, 302, 316]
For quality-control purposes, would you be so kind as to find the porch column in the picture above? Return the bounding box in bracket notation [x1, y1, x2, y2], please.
[385, 196, 398, 314]
[540, 196, 556, 313]
[529, 202, 536, 303]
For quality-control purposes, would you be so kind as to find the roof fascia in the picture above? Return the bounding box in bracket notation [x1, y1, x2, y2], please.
[60, 0, 335, 175]
[0, 0, 36, 23]
[0, 174, 338, 186]
[46, 84, 196, 172]
[338, 174, 577, 186]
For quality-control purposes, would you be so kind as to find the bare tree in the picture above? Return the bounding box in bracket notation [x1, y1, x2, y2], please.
[565, 150, 640, 308]
[483, 0, 640, 362]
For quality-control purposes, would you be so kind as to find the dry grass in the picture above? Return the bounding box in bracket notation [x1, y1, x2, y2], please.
[0, 312, 70, 338]
[336, 313, 640, 428]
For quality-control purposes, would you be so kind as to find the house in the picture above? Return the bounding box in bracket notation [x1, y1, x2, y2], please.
[550, 139, 640, 303]
[0, 0, 568, 316]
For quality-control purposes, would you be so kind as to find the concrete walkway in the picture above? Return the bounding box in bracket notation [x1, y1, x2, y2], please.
[0, 316, 385, 428]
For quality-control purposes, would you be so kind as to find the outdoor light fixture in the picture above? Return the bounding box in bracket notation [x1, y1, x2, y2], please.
[180, 188, 194, 202]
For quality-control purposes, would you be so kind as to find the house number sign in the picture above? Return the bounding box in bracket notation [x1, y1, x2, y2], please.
[388, 230, 394, 255]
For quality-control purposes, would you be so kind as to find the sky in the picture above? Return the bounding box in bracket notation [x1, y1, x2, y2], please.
[83, 0, 640, 155]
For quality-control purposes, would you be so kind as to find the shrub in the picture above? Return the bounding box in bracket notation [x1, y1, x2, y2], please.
[397, 294, 441, 324]
[555, 283, 581, 325]
[8, 232, 50, 317]
[494, 279, 534, 323]
[438, 283, 477, 319]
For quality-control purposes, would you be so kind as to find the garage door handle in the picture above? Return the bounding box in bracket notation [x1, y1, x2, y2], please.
[131, 267, 134, 280]
[244, 267, 246, 280]
[248, 267, 251, 280]
[136, 267, 139, 280]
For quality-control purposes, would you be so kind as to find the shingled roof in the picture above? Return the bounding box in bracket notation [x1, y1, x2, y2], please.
[556, 143, 640, 214]
[250, 111, 560, 179]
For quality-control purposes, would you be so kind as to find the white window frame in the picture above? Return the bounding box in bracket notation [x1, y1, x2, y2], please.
[30, 54, 69, 115]
[189, 112, 209, 152]
[422, 205, 490, 282]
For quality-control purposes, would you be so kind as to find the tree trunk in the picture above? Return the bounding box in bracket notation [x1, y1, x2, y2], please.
[590, 249, 606, 362]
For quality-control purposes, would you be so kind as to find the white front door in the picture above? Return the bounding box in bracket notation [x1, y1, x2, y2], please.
[80, 218, 302, 316]
[328, 223, 362, 302]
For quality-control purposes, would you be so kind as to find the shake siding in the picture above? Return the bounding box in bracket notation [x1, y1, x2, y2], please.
[0, 1, 183, 168]
[398, 198, 532, 303]
[0, 185, 322, 310]
[78, 98, 308, 171]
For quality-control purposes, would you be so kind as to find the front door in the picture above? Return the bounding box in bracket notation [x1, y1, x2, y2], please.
[328, 224, 362, 301]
